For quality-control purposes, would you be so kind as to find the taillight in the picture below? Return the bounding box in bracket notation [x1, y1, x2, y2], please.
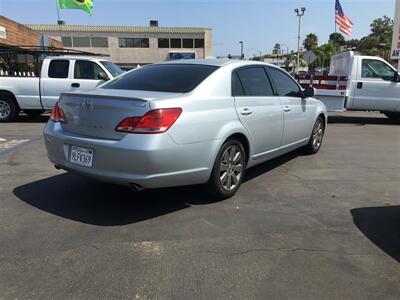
[115, 108, 182, 134]
[50, 101, 67, 124]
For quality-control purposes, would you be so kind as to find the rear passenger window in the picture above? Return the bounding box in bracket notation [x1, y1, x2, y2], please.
[48, 60, 69, 78]
[232, 72, 244, 96]
[268, 68, 301, 97]
[235, 67, 274, 96]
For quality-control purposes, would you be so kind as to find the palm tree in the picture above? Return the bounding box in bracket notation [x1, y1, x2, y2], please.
[303, 33, 318, 51]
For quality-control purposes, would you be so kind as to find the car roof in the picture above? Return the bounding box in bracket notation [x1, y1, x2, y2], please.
[159, 58, 278, 68]
[44, 55, 108, 61]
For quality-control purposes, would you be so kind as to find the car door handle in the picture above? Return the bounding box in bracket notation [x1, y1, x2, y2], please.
[71, 83, 80, 88]
[283, 105, 291, 112]
[357, 82, 363, 89]
[241, 108, 253, 116]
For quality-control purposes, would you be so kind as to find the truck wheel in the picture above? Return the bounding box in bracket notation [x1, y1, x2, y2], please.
[303, 116, 325, 154]
[205, 138, 246, 200]
[24, 109, 45, 118]
[0, 95, 20, 122]
[384, 112, 400, 121]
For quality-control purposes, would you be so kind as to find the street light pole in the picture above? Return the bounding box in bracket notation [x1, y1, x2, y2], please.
[294, 7, 306, 74]
[239, 41, 244, 60]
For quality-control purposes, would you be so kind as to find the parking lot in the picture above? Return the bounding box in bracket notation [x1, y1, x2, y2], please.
[0, 111, 399, 299]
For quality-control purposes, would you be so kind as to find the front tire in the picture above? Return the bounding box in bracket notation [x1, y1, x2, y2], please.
[206, 139, 246, 199]
[303, 116, 325, 154]
[0, 95, 19, 122]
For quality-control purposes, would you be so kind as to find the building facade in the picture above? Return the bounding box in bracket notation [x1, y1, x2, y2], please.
[27, 23, 213, 67]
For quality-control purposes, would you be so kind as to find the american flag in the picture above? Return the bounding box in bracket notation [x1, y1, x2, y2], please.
[335, 0, 353, 36]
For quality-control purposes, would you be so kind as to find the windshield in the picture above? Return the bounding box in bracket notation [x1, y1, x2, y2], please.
[101, 64, 219, 93]
[100, 61, 124, 78]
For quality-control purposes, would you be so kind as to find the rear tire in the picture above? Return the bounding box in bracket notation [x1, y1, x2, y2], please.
[24, 109, 45, 118]
[205, 138, 246, 200]
[0, 95, 19, 122]
[303, 116, 325, 154]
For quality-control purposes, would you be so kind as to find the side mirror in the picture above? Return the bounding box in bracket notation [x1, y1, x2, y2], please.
[97, 71, 109, 81]
[303, 87, 316, 98]
[393, 72, 400, 83]
[381, 72, 399, 82]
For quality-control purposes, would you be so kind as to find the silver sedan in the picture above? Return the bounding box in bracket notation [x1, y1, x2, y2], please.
[44, 59, 327, 199]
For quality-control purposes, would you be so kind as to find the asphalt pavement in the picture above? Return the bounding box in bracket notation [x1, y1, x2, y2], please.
[0, 111, 399, 299]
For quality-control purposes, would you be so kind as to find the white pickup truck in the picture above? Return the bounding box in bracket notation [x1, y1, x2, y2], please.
[296, 51, 400, 120]
[0, 56, 123, 122]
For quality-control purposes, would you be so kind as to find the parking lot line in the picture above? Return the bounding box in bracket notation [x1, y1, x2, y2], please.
[0, 136, 42, 157]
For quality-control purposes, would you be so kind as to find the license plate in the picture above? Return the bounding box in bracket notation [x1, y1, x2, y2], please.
[70, 145, 94, 167]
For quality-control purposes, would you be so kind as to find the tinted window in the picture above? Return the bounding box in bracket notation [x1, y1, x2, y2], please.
[361, 59, 395, 79]
[158, 38, 169, 48]
[102, 64, 218, 93]
[100, 61, 124, 77]
[195, 39, 205, 48]
[170, 38, 182, 48]
[235, 67, 274, 96]
[232, 72, 244, 96]
[73, 37, 90, 47]
[74, 60, 106, 80]
[48, 60, 69, 78]
[119, 38, 149, 48]
[91, 37, 108, 48]
[183, 39, 194, 48]
[268, 68, 301, 97]
[61, 36, 72, 47]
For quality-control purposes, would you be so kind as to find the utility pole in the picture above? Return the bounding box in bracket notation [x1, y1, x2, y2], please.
[239, 41, 244, 60]
[294, 7, 306, 74]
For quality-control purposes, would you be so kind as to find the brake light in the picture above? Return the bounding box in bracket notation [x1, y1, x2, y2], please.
[50, 102, 67, 124]
[115, 108, 182, 134]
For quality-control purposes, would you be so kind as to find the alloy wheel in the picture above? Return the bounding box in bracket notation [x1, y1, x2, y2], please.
[0, 100, 11, 120]
[312, 119, 324, 150]
[219, 145, 244, 191]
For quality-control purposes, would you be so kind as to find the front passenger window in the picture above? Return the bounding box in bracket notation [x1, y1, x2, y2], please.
[361, 59, 395, 79]
[268, 68, 301, 97]
[74, 60, 107, 80]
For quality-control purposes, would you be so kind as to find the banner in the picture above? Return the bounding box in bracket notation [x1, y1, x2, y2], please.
[391, 0, 400, 59]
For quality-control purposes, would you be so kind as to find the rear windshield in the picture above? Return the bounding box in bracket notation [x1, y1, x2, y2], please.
[101, 64, 219, 93]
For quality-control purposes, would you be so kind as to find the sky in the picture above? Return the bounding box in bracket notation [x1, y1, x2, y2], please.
[0, 0, 397, 58]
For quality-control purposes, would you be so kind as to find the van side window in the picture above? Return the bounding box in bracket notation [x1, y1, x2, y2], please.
[74, 60, 107, 80]
[235, 67, 274, 96]
[268, 68, 301, 97]
[361, 59, 395, 79]
[48, 60, 70, 78]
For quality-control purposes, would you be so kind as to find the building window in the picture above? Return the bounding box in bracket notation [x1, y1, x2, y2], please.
[170, 38, 182, 48]
[158, 38, 169, 48]
[48, 60, 70, 78]
[195, 39, 204, 48]
[182, 39, 194, 48]
[119, 38, 149, 48]
[72, 37, 91, 47]
[91, 37, 108, 48]
[61, 36, 72, 47]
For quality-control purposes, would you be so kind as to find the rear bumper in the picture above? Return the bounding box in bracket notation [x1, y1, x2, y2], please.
[43, 122, 220, 188]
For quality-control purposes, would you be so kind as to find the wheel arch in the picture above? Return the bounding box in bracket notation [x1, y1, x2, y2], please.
[0, 90, 20, 110]
[223, 132, 251, 166]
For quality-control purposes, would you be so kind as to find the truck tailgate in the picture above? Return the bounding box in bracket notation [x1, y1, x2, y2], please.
[315, 89, 349, 112]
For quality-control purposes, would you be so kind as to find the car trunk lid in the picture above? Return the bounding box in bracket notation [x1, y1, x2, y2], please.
[59, 89, 180, 140]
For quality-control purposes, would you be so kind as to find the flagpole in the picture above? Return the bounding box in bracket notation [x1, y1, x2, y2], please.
[56, 0, 63, 44]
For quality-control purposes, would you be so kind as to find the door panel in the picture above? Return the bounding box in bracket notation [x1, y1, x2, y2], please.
[234, 96, 284, 154]
[267, 67, 313, 146]
[353, 59, 400, 111]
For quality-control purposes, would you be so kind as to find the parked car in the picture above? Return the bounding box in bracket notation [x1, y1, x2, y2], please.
[44, 59, 327, 199]
[295, 51, 400, 120]
[0, 56, 123, 121]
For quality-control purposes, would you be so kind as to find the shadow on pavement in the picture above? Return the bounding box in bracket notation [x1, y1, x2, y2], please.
[328, 115, 399, 126]
[351, 206, 400, 263]
[13, 150, 302, 226]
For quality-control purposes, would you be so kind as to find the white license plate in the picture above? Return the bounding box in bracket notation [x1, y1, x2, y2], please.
[70, 145, 94, 167]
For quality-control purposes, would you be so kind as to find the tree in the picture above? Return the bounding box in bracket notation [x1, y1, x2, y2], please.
[370, 16, 394, 43]
[303, 33, 318, 51]
[272, 43, 281, 55]
[329, 33, 345, 46]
